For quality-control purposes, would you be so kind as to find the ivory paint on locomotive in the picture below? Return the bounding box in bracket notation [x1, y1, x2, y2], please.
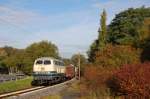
[31, 57, 76, 86]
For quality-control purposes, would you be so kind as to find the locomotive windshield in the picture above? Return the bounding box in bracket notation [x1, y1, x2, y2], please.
[44, 60, 51, 65]
[36, 60, 43, 65]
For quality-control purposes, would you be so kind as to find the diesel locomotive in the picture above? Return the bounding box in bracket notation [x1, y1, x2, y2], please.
[31, 57, 76, 85]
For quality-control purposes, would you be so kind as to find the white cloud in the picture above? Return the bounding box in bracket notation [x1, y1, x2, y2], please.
[0, 5, 48, 28]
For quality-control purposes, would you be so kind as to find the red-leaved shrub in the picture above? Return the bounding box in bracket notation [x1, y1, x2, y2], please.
[108, 62, 150, 99]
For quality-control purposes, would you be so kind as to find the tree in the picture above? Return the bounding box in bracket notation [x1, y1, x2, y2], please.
[22, 41, 59, 74]
[138, 18, 150, 44]
[88, 9, 107, 62]
[25, 41, 59, 59]
[107, 7, 150, 46]
[62, 58, 72, 66]
[98, 9, 107, 50]
[2, 49, 25, 74]
[87, 40, 97, 62]
[3, 46, 16, 56]
[0, 41, 59, 75]
[0, 48, 7, 68]
[71, 54, 87, 70]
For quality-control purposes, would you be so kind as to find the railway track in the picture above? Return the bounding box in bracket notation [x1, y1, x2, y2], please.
[0, 86, 45, 98]
[0, 78, 75, 99]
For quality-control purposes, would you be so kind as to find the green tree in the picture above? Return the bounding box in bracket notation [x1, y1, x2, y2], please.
[22, 41, 59, 74]
[107, 7, 150, 46]
[2, 49, 24, 74]
[98, 9, 107, 50]
[88, 9, 107, 62]
[0, 41, 59, 75]
[71, 54, 87, 71]
[87, 41, 97, 62]
[3, 46, 16, 56]
[0, 48, 7, 68]
[25, 41, 59, 59]
[62, 58, 72, 66]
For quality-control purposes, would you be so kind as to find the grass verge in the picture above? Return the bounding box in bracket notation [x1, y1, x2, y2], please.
[0, 77, 32, 94]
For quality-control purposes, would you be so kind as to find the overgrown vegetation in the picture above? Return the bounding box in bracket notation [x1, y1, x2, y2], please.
[83, 7, 150, 99]
[108, 63, 150, 99]
[94, 44, 141, 68]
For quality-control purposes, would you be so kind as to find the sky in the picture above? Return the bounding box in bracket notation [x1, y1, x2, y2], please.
[0, 0, 149, 58]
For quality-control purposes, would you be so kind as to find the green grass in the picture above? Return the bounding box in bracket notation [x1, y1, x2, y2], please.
[0, 77, 33, 94]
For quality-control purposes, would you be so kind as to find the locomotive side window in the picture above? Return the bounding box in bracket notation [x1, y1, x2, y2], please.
[54, 61, 64, 66]
[36, 60, 43, 65]
[54, 61, 59, 65]
[60, 62, 64, 66]
[44, 60, 51, 65]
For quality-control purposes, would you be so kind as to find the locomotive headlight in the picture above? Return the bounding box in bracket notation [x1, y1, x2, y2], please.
[47, 71, 51, 74]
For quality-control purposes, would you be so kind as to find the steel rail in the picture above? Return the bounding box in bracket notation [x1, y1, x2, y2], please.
[0, 86, 45, 98]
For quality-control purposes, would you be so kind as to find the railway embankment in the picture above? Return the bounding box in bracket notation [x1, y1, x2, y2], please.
[2, 78, 76, 99]
[42, 79, 80, 99]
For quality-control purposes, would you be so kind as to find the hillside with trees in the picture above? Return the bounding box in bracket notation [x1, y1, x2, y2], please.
[82, 7, 150, 99]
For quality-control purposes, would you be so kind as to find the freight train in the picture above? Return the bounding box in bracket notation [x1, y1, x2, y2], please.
[31, 57, 77, 86]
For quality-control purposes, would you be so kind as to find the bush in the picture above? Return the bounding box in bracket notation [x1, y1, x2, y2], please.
[83, 64, 114, 98]
[94, 44, 141, 68]
[108, 63, 150, 99]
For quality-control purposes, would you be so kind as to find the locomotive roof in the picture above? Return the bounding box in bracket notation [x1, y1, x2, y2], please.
[36, 57, 62, 61]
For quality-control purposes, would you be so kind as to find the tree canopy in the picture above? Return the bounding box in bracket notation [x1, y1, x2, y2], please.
[107, 7, 150, 46]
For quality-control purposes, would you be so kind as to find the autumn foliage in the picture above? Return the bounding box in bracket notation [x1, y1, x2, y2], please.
[108, 62, 150, 98]
[94, 44, 141, 68]
[83, 64, 113, 91]
[85, 7, 150, 99]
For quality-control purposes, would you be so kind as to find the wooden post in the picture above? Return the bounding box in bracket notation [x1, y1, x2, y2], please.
[78, 53, 81, 80]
